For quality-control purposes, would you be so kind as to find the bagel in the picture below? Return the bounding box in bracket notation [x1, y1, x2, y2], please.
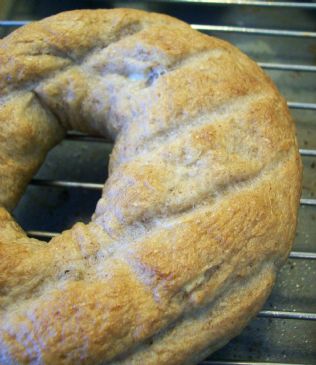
[0, 8, 302, 365]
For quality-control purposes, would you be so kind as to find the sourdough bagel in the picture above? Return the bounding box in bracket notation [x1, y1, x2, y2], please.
[0, 8, 302, 365]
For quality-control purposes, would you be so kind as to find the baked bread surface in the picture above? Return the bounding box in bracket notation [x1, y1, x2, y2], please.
[0, 8, 302, 365]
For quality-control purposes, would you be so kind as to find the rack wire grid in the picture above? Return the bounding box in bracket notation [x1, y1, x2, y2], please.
[1, 0, 316, 364]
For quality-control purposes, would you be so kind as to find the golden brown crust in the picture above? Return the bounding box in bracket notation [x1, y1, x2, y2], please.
[0, 8, 302, 365]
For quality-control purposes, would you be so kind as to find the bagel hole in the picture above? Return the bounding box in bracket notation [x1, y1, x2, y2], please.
[14, 139, 113, 236]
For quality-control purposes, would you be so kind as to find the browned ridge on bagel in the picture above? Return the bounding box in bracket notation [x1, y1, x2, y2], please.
[0, 8, 302, 365]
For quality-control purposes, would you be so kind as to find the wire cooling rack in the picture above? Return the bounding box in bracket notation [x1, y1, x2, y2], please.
[1, 0, 315, 364]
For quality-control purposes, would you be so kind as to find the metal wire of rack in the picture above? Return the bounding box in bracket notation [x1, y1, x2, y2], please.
[1, 1, 315, 364]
